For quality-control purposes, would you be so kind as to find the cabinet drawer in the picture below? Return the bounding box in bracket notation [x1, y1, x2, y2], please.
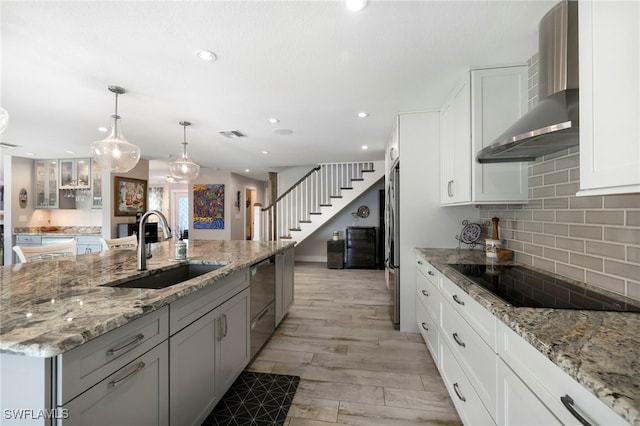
[61, 340, 168, 426]
[416, 266, 440, 323]
[416, 255, 438, 288]
[442, 301, 497, 421]
[170, 269, 249, 335]
[16, 235, 42, 245]
[440, 275, 497, 350]
[498, 321, 627, 426]
[440, 341, 495, 426]
[415, 299, 439, 365]
[57, 306, 169, 405]
[76, 236, 101, 245]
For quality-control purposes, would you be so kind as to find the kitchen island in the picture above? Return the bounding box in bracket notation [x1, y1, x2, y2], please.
[416, 248, 639, 426]
[0, 239, 294, 425]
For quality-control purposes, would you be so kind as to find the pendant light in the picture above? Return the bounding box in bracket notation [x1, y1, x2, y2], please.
[91, 86, 141, 173]
[168, 121, 200, 183]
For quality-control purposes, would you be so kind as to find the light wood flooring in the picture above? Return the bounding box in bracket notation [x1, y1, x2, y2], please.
[246, 262, 462, 425]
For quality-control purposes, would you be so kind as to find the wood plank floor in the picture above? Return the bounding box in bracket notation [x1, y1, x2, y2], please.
[246, 262, 462, 425]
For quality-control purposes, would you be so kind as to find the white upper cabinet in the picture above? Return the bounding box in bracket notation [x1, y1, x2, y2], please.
[578, 0, 640, 196]
[440, 66, 529, 205]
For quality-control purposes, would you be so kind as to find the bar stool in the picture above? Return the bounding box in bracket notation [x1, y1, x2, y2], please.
[13, 239, 77, 263]
[99, 235, 138, 251]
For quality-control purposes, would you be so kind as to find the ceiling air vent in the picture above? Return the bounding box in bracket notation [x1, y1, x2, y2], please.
[219, 130, 247, 139]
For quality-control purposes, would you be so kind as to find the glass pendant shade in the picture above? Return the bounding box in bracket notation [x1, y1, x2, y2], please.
[91, 115, 141, 172]
[169, 121, 200, 183]
[91, 86, 141, 173]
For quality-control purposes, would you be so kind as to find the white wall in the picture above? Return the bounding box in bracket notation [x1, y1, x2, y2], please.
[229, 173, 266, 241]
[105, 159, 150, 238]
[295, 179, 384, 262]
[277, 165, 316, 197]
[397, 112, 479, 332]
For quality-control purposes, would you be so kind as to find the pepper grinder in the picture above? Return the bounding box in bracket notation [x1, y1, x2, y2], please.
[491, 217, 500, 240]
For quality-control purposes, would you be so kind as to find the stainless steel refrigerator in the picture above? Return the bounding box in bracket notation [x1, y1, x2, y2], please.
[386, 162, 400, 329]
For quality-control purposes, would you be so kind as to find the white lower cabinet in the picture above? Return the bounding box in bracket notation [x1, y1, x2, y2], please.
[415, 253, 630, 426]
[440, 341, 495, 426]
[497, 359, 560, 426]
[61, 341, 169, 426]
[170, 287, 250, 426]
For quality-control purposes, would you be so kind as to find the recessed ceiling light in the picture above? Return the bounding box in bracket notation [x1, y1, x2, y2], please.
[268, 118, 279, 124]
[97, 127, 108, 132]
[245, 169, 250, 173]
[195, 50, 217, 61]
[65, 150, 75, 154]
[362, 145, 368, 150]
[358, 112, 369, 118]
[274, 128, 293, 135]
[25, 152, 35, 156]
[261, 151, 269, 155]
[346, 0, 367, 12]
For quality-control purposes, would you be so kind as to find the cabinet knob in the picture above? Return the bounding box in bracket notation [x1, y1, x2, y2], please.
[417, 260, 423, 265]
[427, 270, 435, 276]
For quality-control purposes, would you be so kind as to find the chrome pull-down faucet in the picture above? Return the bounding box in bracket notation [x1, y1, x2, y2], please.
[137, 210, 172, 271]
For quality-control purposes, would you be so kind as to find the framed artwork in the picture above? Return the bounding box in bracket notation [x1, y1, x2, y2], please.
[193, 184, 225, 229]
[114, 176, 147, 216]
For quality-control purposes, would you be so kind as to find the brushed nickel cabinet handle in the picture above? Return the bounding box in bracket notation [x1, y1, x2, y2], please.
[421, 290, 429, 297]
[448, 180, 454, 197]
[106, 333, 144, 356]
[108, 362, 145, 388]
[421, 322, 429, 331]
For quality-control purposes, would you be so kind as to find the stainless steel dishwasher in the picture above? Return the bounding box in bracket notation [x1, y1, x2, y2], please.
[250, 256, 275, 358]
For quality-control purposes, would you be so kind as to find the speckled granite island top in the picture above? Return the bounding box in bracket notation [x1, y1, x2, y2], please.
[416, 248, 640, 425]
[0, 240, 294, 358]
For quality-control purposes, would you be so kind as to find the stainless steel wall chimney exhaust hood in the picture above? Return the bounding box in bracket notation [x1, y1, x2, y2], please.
[476, 0, 578, 164]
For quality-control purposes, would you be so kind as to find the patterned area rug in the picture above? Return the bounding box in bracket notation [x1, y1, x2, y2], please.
[203, 372, 301, 426]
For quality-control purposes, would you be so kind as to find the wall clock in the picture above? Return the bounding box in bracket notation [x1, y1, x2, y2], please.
[356, 205, 370, 218]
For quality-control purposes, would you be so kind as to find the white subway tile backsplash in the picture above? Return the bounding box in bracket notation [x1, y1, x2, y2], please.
[515, 210, 533, 221]
[569, 167, 580, 182]
[523, 222, 543, 233]
[532, 210, 555, 222]
[532, 233, 555, 247]
[556, 263, 586, 282]
[533, 256, 555, 272]
[524, 243, 544, 256]
[528, 175, 543, 187]
[532, 186, 555, 199]
[555, 155, 580, 170]
[531, 161, 555, 176]
[544, 223, 569, 236]
[627, 281, 640, 300]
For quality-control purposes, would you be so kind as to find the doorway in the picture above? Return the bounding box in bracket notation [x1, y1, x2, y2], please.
[245, 187, 256, 240]
[171, 189, 189, 239]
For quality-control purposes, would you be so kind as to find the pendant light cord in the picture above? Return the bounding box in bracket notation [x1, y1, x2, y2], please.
[113, 91, 120, 135]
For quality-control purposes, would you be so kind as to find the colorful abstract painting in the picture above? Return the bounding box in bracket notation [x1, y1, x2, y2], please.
[193, 184, 225, 229]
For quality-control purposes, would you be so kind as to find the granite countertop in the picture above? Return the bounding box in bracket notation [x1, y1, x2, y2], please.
[14, 226, 102, 235]
[416, 248, 640, 426]
[0, 240, 294, 358]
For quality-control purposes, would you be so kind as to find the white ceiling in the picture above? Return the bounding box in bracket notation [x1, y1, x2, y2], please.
[1, 0, 556, 183]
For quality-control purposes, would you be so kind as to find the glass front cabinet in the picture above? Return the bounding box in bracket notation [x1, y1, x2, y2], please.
[34, 159, 59, 208]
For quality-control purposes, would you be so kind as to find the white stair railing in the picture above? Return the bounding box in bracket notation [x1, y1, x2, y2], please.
[259, 161, 376, 242]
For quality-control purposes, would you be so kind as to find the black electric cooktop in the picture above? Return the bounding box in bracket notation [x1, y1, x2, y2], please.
[447, 263, 640, 313]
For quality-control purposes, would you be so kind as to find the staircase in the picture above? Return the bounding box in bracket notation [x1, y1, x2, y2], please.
[259, 161, 384, 244]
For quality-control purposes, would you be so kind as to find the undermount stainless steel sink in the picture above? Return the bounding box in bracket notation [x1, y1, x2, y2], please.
[107, 264, 225, 289]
